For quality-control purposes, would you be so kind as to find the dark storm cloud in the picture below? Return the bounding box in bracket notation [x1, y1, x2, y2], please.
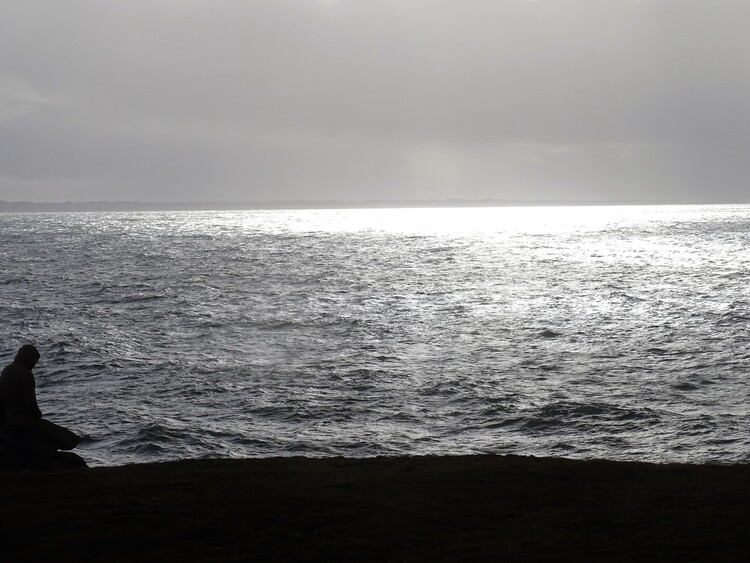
[1, 0, 749, 203]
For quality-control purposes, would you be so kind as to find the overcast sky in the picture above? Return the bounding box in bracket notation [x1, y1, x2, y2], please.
[1, 0, 749, 203]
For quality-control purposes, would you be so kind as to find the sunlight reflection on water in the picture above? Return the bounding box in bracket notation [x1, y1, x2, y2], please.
[1, 204, 749, 466]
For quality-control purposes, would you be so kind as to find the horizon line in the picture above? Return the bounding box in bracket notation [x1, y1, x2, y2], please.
[0, 197, 747, 213]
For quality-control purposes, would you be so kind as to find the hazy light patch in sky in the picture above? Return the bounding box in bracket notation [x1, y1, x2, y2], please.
[0, 73, 46, 121]
[1, 0, 749, 203]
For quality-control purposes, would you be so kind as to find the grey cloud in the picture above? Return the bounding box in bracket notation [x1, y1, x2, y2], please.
[1, 0, 749, 202]
[0, 74, 46, 121]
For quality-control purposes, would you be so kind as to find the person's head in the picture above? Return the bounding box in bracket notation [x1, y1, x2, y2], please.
[14, 344, 40, 370]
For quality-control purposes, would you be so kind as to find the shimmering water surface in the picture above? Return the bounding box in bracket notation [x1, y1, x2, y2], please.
[1, 205, 749, 466]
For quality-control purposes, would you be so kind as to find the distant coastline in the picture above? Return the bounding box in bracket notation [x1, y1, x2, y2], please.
[0, 198, 733, 213]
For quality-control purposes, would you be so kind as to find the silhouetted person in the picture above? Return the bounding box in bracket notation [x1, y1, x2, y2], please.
[0, 345, 43, 447]
[0, 345, 86, 469]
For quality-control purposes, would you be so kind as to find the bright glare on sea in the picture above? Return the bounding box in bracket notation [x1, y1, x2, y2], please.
[1, 205, 749, 466]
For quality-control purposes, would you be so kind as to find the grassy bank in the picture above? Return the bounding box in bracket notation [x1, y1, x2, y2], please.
[1, 455, 748, 561]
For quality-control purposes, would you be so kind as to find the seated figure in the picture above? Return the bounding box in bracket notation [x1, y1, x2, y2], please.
[0, 345, 87, 470]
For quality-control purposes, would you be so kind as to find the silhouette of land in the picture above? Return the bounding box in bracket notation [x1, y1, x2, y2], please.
[1, 455, 747, 561]
[0, 198, 699, 213]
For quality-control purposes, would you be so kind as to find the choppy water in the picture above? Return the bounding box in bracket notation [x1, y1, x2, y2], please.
[1, 205, 749, 466]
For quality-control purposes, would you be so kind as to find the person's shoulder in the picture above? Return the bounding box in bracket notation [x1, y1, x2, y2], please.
[0, 362, 29, 380]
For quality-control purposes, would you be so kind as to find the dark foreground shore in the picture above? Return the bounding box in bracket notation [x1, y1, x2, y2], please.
[1, 455, 748, 562]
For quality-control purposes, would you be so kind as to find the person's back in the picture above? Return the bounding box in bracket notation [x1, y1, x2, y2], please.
[0, 345, 87, 469]
[0, 345, 43, 429]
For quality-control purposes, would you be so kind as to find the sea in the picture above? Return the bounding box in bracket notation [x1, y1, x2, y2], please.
[1, 205, 748, 467]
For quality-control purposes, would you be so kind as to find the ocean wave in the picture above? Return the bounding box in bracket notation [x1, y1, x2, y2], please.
[3, 207, 750, 466]
[514, 401, 662, 432]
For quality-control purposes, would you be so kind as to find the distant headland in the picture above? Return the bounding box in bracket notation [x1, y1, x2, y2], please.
[0, 198, 708, 213]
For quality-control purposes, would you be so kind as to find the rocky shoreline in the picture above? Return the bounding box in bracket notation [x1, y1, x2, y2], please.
[1, 455, 748, 561]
